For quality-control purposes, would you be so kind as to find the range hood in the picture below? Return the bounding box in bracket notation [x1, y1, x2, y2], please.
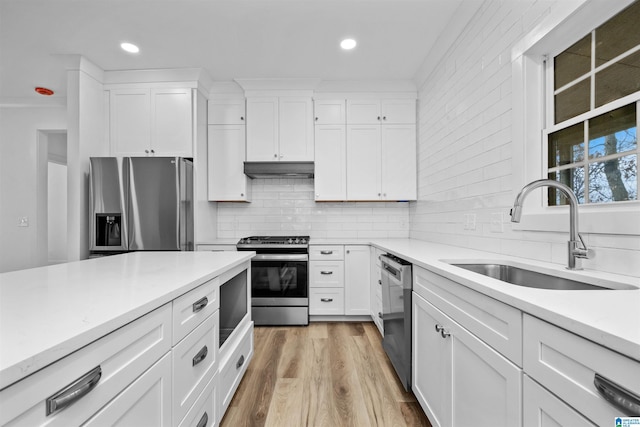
[243, 161, 314, 179]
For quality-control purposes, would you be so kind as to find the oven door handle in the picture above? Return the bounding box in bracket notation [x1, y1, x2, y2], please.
[252, 254, 309, 262]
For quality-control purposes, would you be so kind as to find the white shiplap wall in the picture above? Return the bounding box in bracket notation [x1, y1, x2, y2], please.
[411, 0, 640, 277]
[217, 178, 410, 239]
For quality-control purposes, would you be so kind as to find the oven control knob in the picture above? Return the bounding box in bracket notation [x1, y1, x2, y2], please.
[294, 238, 300, 244]
[287, 238, 294, 244]
[244, 238, 251, 244]
[301, 238, 307, 244]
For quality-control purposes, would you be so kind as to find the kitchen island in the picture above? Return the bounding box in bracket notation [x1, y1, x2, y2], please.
[0, 251, 254, 426]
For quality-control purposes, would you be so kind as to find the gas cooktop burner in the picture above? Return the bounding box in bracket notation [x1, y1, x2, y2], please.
[237, 236, 309, 246]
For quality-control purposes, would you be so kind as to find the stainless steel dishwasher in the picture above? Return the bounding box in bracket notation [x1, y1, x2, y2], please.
[380, 253, 412, 391]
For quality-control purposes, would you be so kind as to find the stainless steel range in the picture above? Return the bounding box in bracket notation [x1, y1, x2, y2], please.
[236, 236, 309, 326]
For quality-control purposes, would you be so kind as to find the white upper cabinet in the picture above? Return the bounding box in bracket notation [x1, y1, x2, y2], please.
[208, 98, 245, 125]
[246, 96, 313, 162]
[208, 125, 250, 202]
[109, 87, 193, 157]
[314, 99, 346, 124]
[314, 125, 346, 201]
[381, 125, 417, 200]
[347, 99, 415, 124]
[346, 124, 382, 200]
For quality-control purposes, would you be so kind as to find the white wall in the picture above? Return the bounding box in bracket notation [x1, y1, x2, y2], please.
[0, 106, 66, 272]
[217, 178, 410, 239]
[411, 0, 640, 277]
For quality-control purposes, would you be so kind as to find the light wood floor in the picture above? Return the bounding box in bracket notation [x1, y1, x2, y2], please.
[221, 322, 433, 427]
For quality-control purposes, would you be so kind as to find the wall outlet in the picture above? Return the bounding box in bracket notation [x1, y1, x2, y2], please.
[464, 213, 476, 231]
[18, 216, 29, 227]
[490, 212, 504, 233]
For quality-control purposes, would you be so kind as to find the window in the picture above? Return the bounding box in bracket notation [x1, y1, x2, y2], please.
[544, 0, 640, 206]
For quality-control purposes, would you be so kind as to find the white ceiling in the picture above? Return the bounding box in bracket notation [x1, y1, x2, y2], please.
[0, 0, 473, 105]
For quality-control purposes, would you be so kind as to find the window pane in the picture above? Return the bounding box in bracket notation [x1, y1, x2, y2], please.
[554, 34, 591, 90]
[595, 49, 640, 108]
[548, 168, 585, 206]
[595, 0, 640, 66]
[588, 103, 637, 159]
[555, 78, 590, 124]
[588, 154, 637, 203]
[548, 123, 584, 167]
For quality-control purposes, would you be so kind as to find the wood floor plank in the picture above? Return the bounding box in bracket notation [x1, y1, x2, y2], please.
[220, 322, 433, 427]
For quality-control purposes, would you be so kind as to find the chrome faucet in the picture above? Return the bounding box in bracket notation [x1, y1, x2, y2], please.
[510, 179, 594, 270]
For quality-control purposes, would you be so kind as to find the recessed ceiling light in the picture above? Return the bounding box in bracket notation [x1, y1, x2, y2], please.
[340, 39, 357, 50]
[120, 42, 139, 53]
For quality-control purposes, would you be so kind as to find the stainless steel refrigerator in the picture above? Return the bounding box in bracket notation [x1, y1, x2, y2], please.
[89, 157, 193, 254]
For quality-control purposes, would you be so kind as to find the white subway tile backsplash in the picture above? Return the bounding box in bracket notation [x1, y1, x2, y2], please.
[410, 0, 639, 277]
[217, 178, 410, 239]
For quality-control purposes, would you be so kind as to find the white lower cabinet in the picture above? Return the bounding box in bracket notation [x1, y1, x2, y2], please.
[309, 288, 345, 315]
[344, 245, 370, 316]
[219, 321, 253, 420]
[412, 291, 522, 427]
[178, 373, 218, 427]
[523, 375, 596, 427]
[84, 353, 173, 427]
[0, 304, 172, 427]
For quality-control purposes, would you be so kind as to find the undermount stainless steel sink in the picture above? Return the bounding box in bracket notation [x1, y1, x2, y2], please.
[449, 263, 637, 291]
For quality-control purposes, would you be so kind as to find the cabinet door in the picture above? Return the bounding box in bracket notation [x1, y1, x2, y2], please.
[110, 88, 151, 156]
[279, 97, 313, 161]
[314, 124, 346, 201]
[344, 245, 371, 316]
[83, 353, 172, 427]
[346, 99, 382, 124]
[413, 292, 448, 427]
[381, 99, 416, 124]
[314, 99, 346, 124]
[152, 88, 193, 156]
[246, 97, 279, 161]
[208, 125, 250, 201]
[523, 375, 597, 427]
[381, 125, 417, 200]
[449, 309, 522, 427]
[346, 125, 381, 200]
[208, 98, 245, 125]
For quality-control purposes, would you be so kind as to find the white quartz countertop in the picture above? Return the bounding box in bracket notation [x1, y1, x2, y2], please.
[0, 251, 254, 390]
[370, 239, 640, 362]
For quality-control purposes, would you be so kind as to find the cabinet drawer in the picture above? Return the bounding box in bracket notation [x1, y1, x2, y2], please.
[83, 352, 172, 427]
[523, 375, 596, 427]
[173, 312, 219, 426]
[179, 373, 218, 427]
[0, 304, 172, 426]
[310, 245, 344, 260]
[310, 261, 344, 287]
[413, 266, 522, 365]
[173, 277, 220, 345]
[309, 288, 345, 315]
[523, 314, 640, 425]
[219, 322, 253, 417]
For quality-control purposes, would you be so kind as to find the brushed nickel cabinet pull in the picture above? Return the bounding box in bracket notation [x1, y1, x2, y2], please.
[192, 296, 208, 313]
[320, 271, 333, 275]
[320, 298, 333, 302]
[196, 412, 209, 427]
[46, 366, 102, 416]
[192, 345, 209, 366]
[594, 373, 640, 415]
[320, 250, 333, 255]
[236, 354, 245, 370]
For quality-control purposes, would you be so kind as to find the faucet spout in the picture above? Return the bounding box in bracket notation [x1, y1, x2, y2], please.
[511, 179, 594, 270]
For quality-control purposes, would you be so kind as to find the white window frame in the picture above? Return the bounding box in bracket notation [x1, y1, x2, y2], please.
[511, 0, 640, 236]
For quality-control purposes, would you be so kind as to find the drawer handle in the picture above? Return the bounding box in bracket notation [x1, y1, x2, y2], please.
[320, 250, 333, 255]
[594, 373, 640, 415]
[435, 324, 444, 333]
[236, 354, 245, 370]
[378, 312, 383, 318]
[46, 366, 102, 416]
[192, 345, 209, 366]
[320, 271, 333, 275]
[321, 298, 334, 302]
[196, 411, 208, 427]
[378, 279, 382, 285]
[192, 296, 209, 313]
